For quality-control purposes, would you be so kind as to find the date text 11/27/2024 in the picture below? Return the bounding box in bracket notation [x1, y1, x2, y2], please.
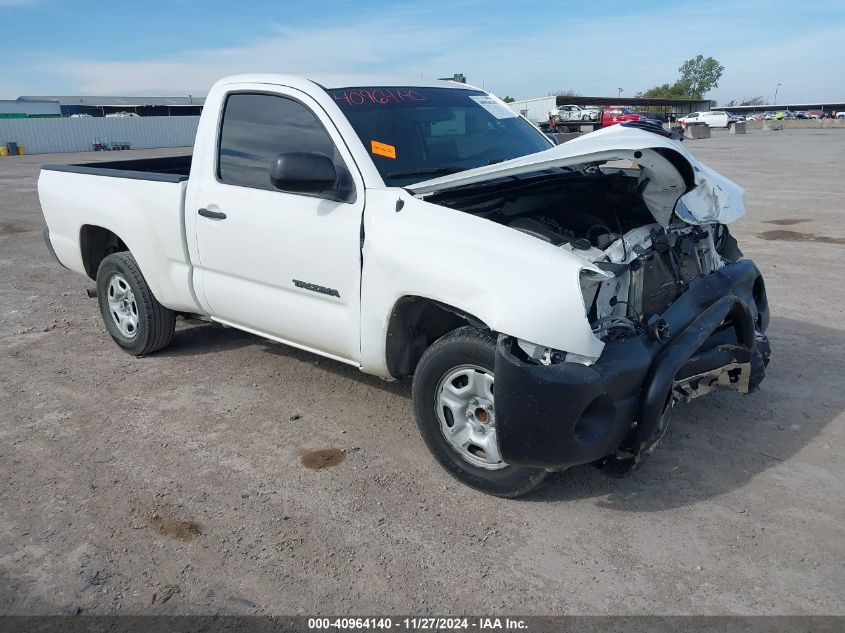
[307, 617, 528, 630]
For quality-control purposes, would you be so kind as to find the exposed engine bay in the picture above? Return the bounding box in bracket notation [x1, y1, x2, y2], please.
[426, 166, 743, 356]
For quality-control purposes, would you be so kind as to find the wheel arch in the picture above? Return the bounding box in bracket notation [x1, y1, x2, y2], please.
[385, 295, 490, 379]
[79, 224, 129, 280]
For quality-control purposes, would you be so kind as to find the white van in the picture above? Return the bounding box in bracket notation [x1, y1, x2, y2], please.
[680, 111, 730, 128]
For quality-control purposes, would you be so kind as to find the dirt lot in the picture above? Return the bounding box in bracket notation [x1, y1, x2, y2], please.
[1, 129, 843, 615]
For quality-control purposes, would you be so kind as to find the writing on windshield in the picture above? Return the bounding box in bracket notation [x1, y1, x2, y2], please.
[329, 86, 551, 186]
[333, 88, 427, 107]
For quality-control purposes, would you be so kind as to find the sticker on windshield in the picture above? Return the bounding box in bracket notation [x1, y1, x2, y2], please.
[468, 95, 517, 119]
[371, 140, 396, 159]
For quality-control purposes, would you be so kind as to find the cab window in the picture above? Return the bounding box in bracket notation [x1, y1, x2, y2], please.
[218, 93, 340, 190]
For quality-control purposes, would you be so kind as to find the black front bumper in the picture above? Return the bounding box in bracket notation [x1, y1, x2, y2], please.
[494, 259, 770, 474]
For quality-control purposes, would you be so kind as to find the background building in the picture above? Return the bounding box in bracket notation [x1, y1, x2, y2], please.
[0, 99, 61, 119]
[713, 101, 845, 116]
[1, 95, 204, 154]
[16, 95, 205, 118]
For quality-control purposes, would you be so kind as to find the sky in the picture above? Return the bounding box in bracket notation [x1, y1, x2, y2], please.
[1, 0, 843, 104]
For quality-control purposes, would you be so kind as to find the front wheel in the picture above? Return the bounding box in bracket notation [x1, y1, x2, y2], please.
[412, 327, 551, 498]
[96, 252, 176, 355]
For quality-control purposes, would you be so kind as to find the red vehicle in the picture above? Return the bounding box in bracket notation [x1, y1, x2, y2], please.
[601, 106, 646, 127]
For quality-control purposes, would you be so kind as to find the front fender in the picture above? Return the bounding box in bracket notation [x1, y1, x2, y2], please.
[359, 189, 603, 377]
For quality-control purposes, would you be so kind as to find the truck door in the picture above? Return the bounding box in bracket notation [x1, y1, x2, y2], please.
[188, 89, 365, 365]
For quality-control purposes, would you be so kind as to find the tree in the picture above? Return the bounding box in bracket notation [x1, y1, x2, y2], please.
[677, 55, 724, 99]
[501, 96, 515, 103]
[551, 89, 582, 97]
[724, 96, 765, 107]
[638, 82, 693, 99]
[636, 55, 724, 101]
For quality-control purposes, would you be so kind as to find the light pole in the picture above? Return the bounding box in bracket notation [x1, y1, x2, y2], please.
[773, 83, 781, 105]
[618, 88, 624, 100]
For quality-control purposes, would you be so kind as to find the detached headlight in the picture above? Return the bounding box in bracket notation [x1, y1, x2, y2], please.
[515, 338, 558, 365]
[514, 338, 597, 367]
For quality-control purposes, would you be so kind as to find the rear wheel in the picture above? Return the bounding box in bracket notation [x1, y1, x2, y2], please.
[96, 252, 175, 355]
[412, 327, 551, 497]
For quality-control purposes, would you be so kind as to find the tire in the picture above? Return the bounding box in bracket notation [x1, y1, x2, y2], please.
[582, 114, 589, 121]
[96, 252, 176, 355]
[412, 326, 551, 498]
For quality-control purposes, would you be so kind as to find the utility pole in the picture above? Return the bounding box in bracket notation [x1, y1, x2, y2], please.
[773, 83, 781, 105]
[618, 88, 624, 99]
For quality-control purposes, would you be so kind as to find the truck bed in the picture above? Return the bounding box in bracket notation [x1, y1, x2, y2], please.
[41, 154, 192, 183]
[38, 154, 201, 314]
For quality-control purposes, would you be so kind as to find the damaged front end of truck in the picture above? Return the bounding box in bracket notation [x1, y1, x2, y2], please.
[410, 123, 771, 476]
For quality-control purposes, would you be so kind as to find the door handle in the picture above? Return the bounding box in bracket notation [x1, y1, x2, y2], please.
[198, 208, 227, 220]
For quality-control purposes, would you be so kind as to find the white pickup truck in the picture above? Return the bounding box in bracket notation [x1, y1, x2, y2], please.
[39, 74, 771, 497]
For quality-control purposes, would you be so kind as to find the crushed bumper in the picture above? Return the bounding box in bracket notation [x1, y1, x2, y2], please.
[494, 258, 770, 475]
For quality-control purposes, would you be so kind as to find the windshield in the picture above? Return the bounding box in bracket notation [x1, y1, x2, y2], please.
[328, 86, 552, 186]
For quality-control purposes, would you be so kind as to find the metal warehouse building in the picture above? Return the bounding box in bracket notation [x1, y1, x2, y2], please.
[0, 115, 200, 154]
[0, 99, 61, 119]
[713, 101, 845, 116]
[16, 95, 205, 118]
[1, 95, 205, 154]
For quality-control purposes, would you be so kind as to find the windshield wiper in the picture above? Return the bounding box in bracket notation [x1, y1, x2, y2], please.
[386, 167, 466, 180]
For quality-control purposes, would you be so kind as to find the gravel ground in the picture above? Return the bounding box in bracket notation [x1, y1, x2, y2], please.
[1, 129, 843, 616]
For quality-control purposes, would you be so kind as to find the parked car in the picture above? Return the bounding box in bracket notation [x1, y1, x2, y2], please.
[837, 111, 845, 119]
[764, 111, 795, 120]
[794, 111, 808, 119]
[69, 113, 93, 119]
[806, 110, 826, 119]
[600, 106, 646, 127]
[549, 104, 600, 122]
[38, 73, 771, 497]
[105, 112, 140, 118]
[678, 111, 731, 128]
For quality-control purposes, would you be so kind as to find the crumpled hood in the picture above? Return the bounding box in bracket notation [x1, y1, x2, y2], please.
[407, 124, 746, 227]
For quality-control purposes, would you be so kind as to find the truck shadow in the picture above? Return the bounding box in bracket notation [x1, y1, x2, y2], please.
[160, 316, 841, 511]
[157, 319, 257, 355]
[158, 319, 411, 398]
[529, 315, 844, 510]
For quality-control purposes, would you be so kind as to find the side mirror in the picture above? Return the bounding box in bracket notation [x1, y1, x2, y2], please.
[270, 152, 352, 201]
